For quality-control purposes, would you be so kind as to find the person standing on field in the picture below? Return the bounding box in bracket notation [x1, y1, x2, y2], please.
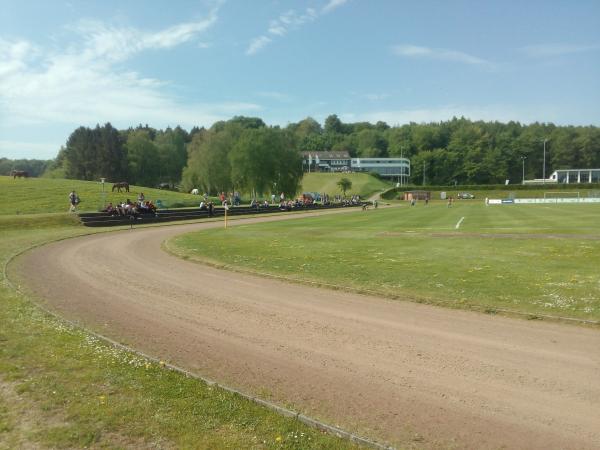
[69, 190, 79, 212]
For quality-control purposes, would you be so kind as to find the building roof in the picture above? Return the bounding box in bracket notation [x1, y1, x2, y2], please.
[301, 151, 350, 159]
[551, 169, 600, 172]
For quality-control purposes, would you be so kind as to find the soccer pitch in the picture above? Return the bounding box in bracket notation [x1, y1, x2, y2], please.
[170, 203, 600, 321]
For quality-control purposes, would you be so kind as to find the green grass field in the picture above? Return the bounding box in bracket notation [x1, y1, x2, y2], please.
[300, 173, 393, 199]
[0, 176, 203, 215]
[0, 218, 358, 448]
[170, 202, 600, 321]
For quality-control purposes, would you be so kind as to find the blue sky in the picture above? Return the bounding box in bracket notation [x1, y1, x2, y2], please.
[1, 0, 599, 159]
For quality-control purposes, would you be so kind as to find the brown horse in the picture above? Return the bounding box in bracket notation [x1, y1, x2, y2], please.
[11, 170, 29, 179]
[112, 182, 130, 193]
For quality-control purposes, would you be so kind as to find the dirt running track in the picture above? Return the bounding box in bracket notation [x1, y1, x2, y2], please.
[12, 211, 600, 449]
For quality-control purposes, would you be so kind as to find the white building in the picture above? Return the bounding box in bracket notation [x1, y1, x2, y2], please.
[548, 169, 600, 184]
[350, 157, 410, 180]
[302, 152, 411, 181]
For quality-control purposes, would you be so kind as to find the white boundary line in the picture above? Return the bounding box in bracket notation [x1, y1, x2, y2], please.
[455, 216, 465, 229]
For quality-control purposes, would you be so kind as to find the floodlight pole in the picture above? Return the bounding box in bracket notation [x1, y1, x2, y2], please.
[542, 139, 548, 184]
[100, 177, 106, 209]
[521, 156, 527, 185]
[400, 147, 404, 187]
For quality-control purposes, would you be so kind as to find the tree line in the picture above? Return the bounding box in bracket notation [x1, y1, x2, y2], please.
[0, 158, 51, 177]
[4, 115, 599, 190]
[44, 123, 190, 188]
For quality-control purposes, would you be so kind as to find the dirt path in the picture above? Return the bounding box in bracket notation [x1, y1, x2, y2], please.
[11, 212, 600, 449]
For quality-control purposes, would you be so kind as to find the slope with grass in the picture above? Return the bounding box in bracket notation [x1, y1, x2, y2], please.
[0, 216, 359, 449]
[0, 176, 201, 215]
[300, 173, 393, 199]
[171, 202, 600, 321]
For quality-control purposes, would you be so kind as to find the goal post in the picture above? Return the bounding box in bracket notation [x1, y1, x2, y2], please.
[544, 191, 580, 199]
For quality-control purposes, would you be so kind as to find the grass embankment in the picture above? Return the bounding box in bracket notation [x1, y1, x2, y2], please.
[0, 176, 202, 215]
[170, 203, 600, 322]
[300, 173, 393, 199]
[1, 174, 392, 216]
[0, 216, 357, 449]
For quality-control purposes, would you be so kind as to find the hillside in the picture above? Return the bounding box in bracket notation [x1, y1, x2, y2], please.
[300, 173, 393, 199]
[1, 173, 394, 215]
[0, 176, 200, 215]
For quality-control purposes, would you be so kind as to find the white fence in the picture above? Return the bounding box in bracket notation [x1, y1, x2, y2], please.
[488, 198, 600, 205]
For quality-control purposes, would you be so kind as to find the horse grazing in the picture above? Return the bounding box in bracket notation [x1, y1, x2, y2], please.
[11, 170, 29, 179]
[112, 182, 130, 193]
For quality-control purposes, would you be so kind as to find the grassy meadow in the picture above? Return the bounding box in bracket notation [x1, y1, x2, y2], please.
[0, 176, 203, 215]
[170, 202, 600, 321]
[0, 217, 358, 449]
[300, 173, 393, 198]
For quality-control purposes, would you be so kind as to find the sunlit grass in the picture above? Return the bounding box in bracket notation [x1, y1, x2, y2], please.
[0, 217, 359, 449]
[300, 173, 393, 198]
[170, 202, 600, 321]
[0, 176, 202, 215]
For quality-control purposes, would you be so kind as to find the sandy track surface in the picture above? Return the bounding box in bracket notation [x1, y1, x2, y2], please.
[12, 211, 600, 449]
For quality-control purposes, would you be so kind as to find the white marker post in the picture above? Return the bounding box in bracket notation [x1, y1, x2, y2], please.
[224, 201, 229, 229]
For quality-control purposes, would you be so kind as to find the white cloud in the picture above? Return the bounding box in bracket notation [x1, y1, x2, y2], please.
[0, 3, 261, 135]
[392, 44, 491, 66]
[519, 43, 600, 58]
[0, 39, 39, 78]
[246, 1, 346, 55]
[322, 0, 349, 14]
[246, 36, 272, 55]
[67, 9, 218, 65]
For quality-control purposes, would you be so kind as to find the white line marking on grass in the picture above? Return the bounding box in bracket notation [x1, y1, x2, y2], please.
[455, 216, 465, 229]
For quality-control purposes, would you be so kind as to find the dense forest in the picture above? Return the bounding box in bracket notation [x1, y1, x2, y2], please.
[2, 116, 599, 192]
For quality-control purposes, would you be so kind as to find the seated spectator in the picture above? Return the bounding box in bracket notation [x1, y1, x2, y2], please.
[146, 201, 157, 213]
[114, 202, 123, 216]
[138, 201, 153, 214]
[199, 201, 206, 210]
